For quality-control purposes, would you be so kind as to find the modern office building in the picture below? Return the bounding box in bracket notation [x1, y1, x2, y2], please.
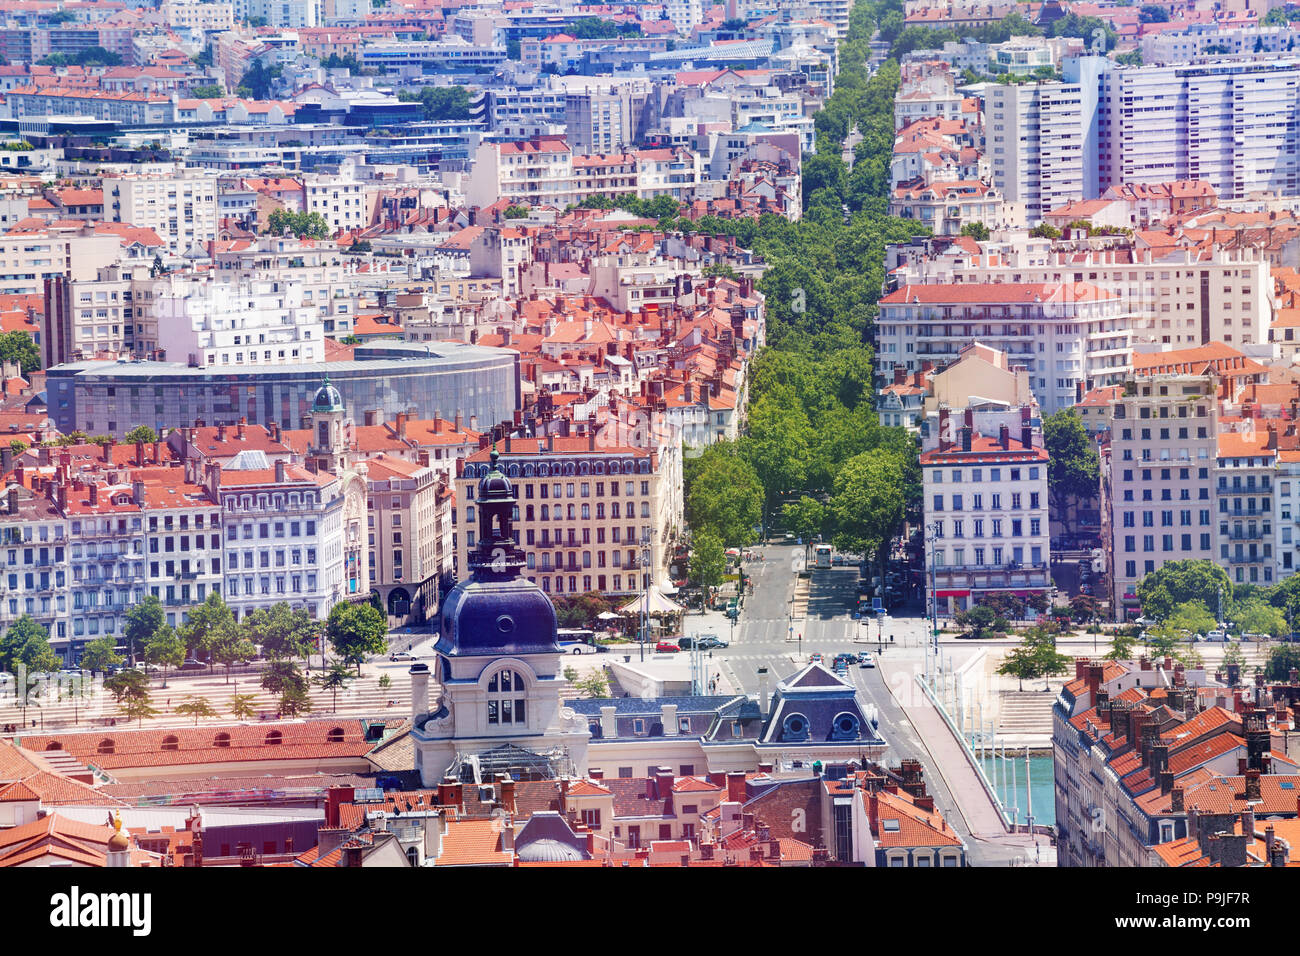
[45, 342, 521, 438]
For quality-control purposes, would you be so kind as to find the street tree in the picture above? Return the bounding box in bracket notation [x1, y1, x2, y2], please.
[781, 496, 827, 556]
[997, 645, 1040, 691]
[173, 696, 218, 725]
[104, 669, 150, 704]
[689, 531, 727, 599]
[142, 625, 184, 688]
[828, 451, 906, 567]
[178, 592, 238, 674]
[79, 637, 123, 675]
[1265, 644, 1300, 681]
[955, 605, 1008, 639]
[1135, 560, 1232, 621]
[327, 602, 389, 675]
[1233, 598, 1288, 639]
[124, 595, 166, 666]
[1105, 632, 1137, 661]
[1043, 409, 1100, 537]
[279, 685, 313, 717]
[0, 615, 59, 676]
[121, 695, 158, 727]
[229, 693, 258, 720]
[1165, 600, 1216, 638]
[261, 659, 306, 697]
[685, 446, 763, 547]
[570, 671, 609, 698]
[312, 661, 355, 712]
[123, 425, 159, 444]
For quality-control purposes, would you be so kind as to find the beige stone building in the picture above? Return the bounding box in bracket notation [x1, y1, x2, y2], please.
[364, 453, 450, 623]
[454, 435, 678, 597]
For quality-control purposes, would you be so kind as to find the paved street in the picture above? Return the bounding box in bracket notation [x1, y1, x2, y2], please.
[702, 543, 1053, 865]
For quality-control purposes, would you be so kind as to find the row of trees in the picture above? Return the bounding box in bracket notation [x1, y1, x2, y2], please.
[396, 85, 473, 122]
[0, 594, 389, 724]
[682, 1, 922, 576]
[880, 9, 1119, 60]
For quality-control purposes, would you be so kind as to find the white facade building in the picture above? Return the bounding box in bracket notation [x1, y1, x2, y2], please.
[150, 275, 324, 368]
[101, 172, 218, 256]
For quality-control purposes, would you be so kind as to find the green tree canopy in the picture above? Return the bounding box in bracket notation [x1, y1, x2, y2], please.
[327, 601, 388, 674]
[265, 209, 331, 239]
[313, 660, 355, 712]
[127, 594, 167, 665]
[173, 696, 219, 725]
[960, 221, 990, 241]
[396, 85, 472, 121]
[178, 591, 238, 672]
[0, 615, 59, 675]
[828, 451, 906, 563]
[685, 445, 763, 547]
[0, 330, 40, 375]
[142, 624, 184, 687]
[123, 425, 159, 444]
[689, 531, 727, 591]
[1234, 597, 1288, 638]
[79, 637, 123, 675]
[1043, 409, 1100, 534]
[1135, 560, 1232, 622]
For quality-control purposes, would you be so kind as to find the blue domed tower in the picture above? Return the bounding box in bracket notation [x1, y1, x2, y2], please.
[411, 445, 589, 785]
[308, 375, 348, 475]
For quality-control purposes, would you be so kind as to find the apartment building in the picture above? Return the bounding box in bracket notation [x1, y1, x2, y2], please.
[920, 407, 1051, 615]
[876, 282, 1133, 416]
[42, 268, 139, 366]
[466, 135, 577, 210]
[218, 458, 348, 622]
[162, 0, 235, 30]
[1106, 374, 1221, 619]
[150, 274, 325, 368]
[364, 454, 448, 624]
[454, 436, 677, 597]
[1099, 59, 1300, 201]
[101, 172, 218, 256]
[1052, 657, 1293, 868]
[1216, 429, 1277, 588]
[0, 229, 122, 298]
[984, 57, 1107, 222]
[563, 86, 654, 154]
[302, 170, 367, 236]
[888, 241, 1273, 352]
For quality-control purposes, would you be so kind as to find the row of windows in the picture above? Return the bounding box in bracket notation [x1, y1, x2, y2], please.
[928, 467, 1040, 484]
[463, 460, 650, 479]
[933, 493, 1040, 511]
[934, 518, 1042, 538]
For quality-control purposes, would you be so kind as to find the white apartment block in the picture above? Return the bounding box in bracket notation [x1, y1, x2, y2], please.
[1099, 60, 1300, 201]
[242, 0, 320, 27]
[985, 60, 1105, 223]
[2, 230, 122, 297]
[876, 283, 1133, 415]
[302, 170, 367, 236]
[151, 275, 324, 368]
[162, 0, 234, 30]
[921, 407, 1051, 615]
[219, 459, 346, 621]
[466, 135, 576, 210]
[1276, 450, 1300, 580]
[665, 0, 704, 35]
[102, 172, 218, 256]
[1142, 26, 1300, 66]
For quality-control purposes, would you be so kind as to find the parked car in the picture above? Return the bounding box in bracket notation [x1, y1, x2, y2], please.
[1241, 632, 1268, 643]
[1206, 629, 1226, 642]
[859, 654, 876, 668]
[697, 637, 728, 650]
[389, 651, 416, 662]
[180, 659, 206, 671]
[655, 641, 681, 653]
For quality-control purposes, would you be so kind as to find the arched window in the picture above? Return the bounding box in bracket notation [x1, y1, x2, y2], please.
[539, 464, 550, 477]
[97, 739, 115, 755]
[265, 730, 283, 746]
[594, 462, 605, 475]
[44, 742, 62, 751]
[487, 669, 527, 727]
[831, 712, 861, 741]
[781, 713, 809, 742]
[406, 846, 419, 866]
[508, 464, 520, 477]
[564, 462, 575, 476]
[327, 727, 344, 743]
[214, 733, 231, 748]
[579, 461, 590, 476]
[161, 735, 179, 751]
[523, 464, 535, 477]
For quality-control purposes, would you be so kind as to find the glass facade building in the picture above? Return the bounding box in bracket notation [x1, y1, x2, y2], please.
[47, 341, 520, 437]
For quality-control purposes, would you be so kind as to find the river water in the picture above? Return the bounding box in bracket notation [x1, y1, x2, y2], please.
[978, 754, 1056, 827]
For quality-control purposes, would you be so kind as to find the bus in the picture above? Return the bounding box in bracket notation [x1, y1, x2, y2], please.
[557, 628, 604, 654]
[813, 544, 833, 569]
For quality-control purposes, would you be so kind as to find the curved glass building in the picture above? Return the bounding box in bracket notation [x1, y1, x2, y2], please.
[46, 341, 520, 437]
